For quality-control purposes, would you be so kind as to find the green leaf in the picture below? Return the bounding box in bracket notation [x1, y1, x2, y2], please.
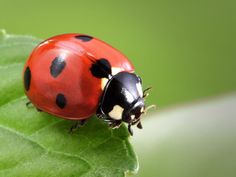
[132, 94, 236, 177]
[0, 30, 138, 176]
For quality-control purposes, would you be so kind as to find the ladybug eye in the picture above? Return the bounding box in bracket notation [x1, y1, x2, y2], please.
[130, 107, 141, 119]
[135, 112, 141, 119]
[130, 115, 135, 120]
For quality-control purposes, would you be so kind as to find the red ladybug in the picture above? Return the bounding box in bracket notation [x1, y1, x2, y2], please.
[23, 33, 149, 135]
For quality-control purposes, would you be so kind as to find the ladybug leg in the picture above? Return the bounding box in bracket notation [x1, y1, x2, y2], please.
[69, 121, 79, 133]
[69, 119, 87, 133]
[36, 108, 42, 112]
[128, 124, 133, 136]
[80, 119, 86, 126]
[137, 121, 143, 129]
[26, 101, 42, 112]
[26, 101, 32, 108]
[108, 120, 122, 129]
[96, 105, 105, 119]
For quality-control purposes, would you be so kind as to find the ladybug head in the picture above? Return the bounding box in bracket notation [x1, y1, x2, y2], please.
[122, 97, 145, 135]
[97, 71, 151, 135]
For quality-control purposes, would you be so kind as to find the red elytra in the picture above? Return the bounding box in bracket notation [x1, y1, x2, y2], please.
[23, 33, 134, 120]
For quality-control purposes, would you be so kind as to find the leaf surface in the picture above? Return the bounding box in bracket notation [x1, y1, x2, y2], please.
[0, 30, 138, 177]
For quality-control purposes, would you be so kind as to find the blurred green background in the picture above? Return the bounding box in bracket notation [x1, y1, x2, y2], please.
[1, 0, 236, 107]
[1, 0, 236, 176]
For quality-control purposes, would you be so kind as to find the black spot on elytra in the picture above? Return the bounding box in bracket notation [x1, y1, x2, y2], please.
[24, 66, 31, 91]
[56, 93, 66, 109]
[90, 58, 112, 78]
[50, 57, 66, 78]
[75, 35, 93, 42]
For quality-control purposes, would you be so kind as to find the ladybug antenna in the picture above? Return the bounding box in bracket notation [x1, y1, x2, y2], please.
[143, 87, 152, 98]
[144, 104, 157, 114]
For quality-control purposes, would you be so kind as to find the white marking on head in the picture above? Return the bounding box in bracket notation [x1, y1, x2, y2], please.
[108, 105, 124, 120]
[141, 107, 144, 113]
[111, 67, 123, 75]
[136, 82, 143, 97]
[101, 78, 108, 90]
[131, 115, 135, 120]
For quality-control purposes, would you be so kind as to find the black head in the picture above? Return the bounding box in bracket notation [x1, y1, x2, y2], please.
[97, 71, 146, 135]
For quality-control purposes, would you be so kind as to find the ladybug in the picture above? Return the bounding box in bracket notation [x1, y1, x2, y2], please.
[23, 33, 150, 135]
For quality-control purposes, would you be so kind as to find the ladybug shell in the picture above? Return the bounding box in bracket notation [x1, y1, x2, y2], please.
[23, 34, 134, 120]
